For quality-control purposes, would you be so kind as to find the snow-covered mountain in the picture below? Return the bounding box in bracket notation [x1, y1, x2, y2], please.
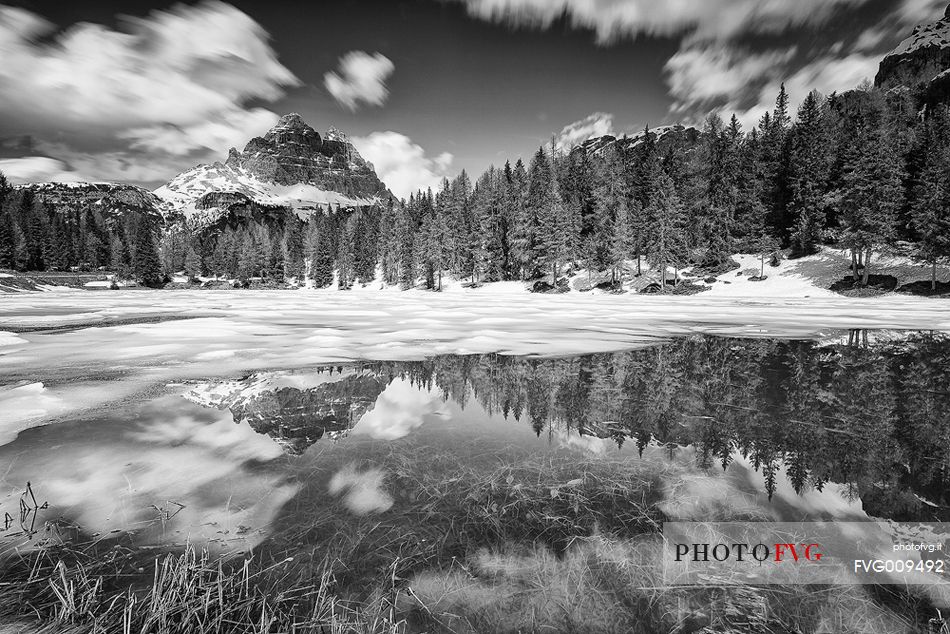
[876, 2, 950, 98]
[155, 113, 390, 228]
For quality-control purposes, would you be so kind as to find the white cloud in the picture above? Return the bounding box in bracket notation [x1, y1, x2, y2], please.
[0, 2, 297, 135]
[35, 144, 211, 184]
[453, 0, 874, 44]
[666, 46, 797, 112]
[120, 108, 280, 156]
[323, 51, 395, 111]
[664, 38, 880, 129]
[851, 0, 946, 56]
[553, 112, 614, 150]
[352, 131, 453, 199]
[852, 26, 891, 52]
[0, 157, 87, 185]
[0, 1, 298, 183]
[456, 0, 939, 132]
[893, 0, 948, 24]
[328, 464, 393, 515]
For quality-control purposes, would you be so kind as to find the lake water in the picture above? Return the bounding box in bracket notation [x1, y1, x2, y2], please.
[3, 331, 949, 548]
[2, 292, 950, 631]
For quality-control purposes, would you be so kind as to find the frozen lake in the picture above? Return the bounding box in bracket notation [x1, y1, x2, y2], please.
[2, 290, 948, 441]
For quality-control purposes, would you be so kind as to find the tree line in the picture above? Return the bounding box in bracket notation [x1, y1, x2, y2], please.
[2, 83, 950, 290]
[384, 85, 950, 291]
[0, 183, 165, 286]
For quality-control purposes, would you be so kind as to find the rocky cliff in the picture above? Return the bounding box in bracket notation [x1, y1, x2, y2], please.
[580, 125, 699, 159]
[876, 3, 950, 102]
[226, 114, 381, 191]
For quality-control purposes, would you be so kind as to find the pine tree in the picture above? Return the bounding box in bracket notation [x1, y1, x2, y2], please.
[645, 172, 687, 290]
[443, 172, 474, 277]
[133, 217, 164, 286]
[507, 159, 530, 279]
[251, 224, 273, 279]
[788, 90, 830, 256]
[760, 85, 793, 239]
[110, 235, 131, 279]
[629, 127, 662, 275]
[910, 115, 950, 290]
[233, 230, 256, 281]
[734, 126, 768, 251]
[609, 195, 635, 284]
[46, 215, 69, 271]
[499, 160, 515, 279]
[592, 144, 627, 273]
[282, 219, 305, 280]
[378, 197, 400, 285]
[81, 210, 103, 269]
[0, 213, 16, 269]
[524, 147, 556, 280]
[475, 167, 507, 281]
[538, 146, 576, 286]
[430, 190, 450, 289]
[562, 149, 596, 268]
[212, 229, 236, 278]
[338, 214, 358, 289]
[837, 106, 904, 286]
[310, 214, 335, 288]
[12, 222, 28, 271]
[692, 113, 735, 266]
[0, 171, 10, 205]
[27, 211, 47, 271]
[395, 199, 415, 289]
[184, 244, 202, 281]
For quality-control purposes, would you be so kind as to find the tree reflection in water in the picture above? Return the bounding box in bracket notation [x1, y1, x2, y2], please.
[362, 332, 950, 520]
[224, 332, 950, 521]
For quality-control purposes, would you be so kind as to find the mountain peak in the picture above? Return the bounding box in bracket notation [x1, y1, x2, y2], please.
[155, 113, 390, 224]
[272, 112, 311, 131]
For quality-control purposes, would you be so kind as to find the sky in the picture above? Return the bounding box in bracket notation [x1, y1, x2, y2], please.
[0, 0, 946, 198]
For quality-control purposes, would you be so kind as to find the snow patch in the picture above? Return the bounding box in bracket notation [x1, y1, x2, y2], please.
[890, 14, 950, 57]
[0, 331, 27, 348]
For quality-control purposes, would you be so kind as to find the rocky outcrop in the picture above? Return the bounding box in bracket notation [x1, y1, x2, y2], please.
[876, 3, 950, 98]
[580, 125, 699, 159]
[194, 191, 257, 211]
[21, 182, 171, 222]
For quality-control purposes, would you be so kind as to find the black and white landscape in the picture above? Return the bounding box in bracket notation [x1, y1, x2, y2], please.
[2, 1, 950, 633]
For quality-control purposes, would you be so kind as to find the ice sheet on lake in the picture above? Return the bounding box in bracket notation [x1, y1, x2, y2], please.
[1, 290, 949, 441]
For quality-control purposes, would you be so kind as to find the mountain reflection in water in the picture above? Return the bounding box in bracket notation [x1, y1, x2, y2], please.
[199, 331, 950, 522]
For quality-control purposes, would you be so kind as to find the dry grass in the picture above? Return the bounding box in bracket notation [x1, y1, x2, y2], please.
[0, 449, 941, 633]
[0, 541, 402, 634]
[402, 536, 664, 634]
